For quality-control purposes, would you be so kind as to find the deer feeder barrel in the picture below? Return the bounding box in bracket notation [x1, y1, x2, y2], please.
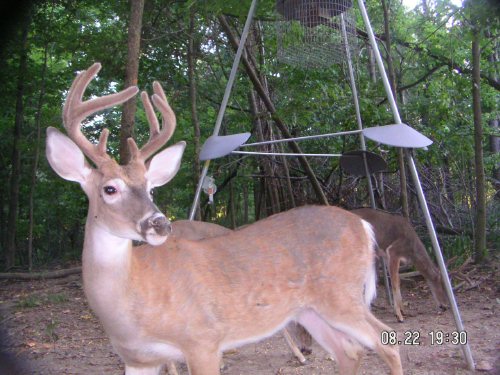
[276, 0, 358, 69]
[276, 0, 353, 20]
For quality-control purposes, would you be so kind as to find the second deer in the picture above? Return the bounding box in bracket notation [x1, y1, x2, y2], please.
[352, 208, 449, 322]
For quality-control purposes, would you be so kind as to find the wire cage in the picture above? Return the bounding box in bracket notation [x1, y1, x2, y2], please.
[276, 0, 358, 69]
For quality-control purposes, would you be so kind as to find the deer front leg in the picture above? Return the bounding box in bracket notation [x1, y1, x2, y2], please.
[166, 361, 179, 375]
[283, 328, 307, 364]
[185, 349, 221, 375]
[388, 251, 404, 322]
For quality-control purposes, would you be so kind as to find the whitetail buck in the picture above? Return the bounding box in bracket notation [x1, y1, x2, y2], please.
[45, 63, 402, 375]
[352, 208, 449, 322]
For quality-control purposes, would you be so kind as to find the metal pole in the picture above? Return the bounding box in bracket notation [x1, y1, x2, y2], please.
[407, 154, 475, 370]
[341, 12, 392, 306]
[189, 0, 259, 220]
[232, 151, 342, 157]
[340, 14, 376, 209]
[357, 0, 474, 369]
[240, 129, 362, 147]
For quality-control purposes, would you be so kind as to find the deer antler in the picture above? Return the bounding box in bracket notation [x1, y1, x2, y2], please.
[128, 81, 176, 162]
[63, 63, 139, 165]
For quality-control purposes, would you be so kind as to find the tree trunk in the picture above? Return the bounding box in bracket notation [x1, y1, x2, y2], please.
[242, 183, 249, 224]
[491, 118, 500, 199]
[421, 0, 429, 16]
[0, 187, 5, 255]
[251, 23, 283, 214]
[229, 180, 237, 229]
[248, 89, 280, 215]
[398, 149, 409, 217]
[381, 0, 397, 96]
[471, 26, 487, 262]
[367, 41, 377, 84]
[381, 0, 409, 218]
[27, 44, 48, 271]
[119, 0, 145, 164]
[486, 30, 499, 198]
[188, 9, 202, 220]
[280, 149, 296, 209]
[377, 171, 387, 210]
[5, 17, 30, 270]
[0, 267, 82, 280]
[255, 177, 265, 221]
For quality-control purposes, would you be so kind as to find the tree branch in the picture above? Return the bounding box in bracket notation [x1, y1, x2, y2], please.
[0, 267, 81, 280]
[355, 27, 500, 92]
[399, 64, 447, 91]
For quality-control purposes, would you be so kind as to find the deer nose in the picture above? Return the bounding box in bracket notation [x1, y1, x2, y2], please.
[150, 215, 171, 236]
[141, 213, 172, 236]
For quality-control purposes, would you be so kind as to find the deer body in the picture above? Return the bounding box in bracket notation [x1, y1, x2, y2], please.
[171, 220, 231, 240]
[352, 208, 448, 322]
[84, 207, 370, 364]
[84, 206, 403, 374]
[46, 64, 402, 374]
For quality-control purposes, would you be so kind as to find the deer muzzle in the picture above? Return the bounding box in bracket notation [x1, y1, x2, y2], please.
[140, 212, 172, 246]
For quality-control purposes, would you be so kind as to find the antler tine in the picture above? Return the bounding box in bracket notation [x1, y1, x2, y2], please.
[63, 63, 139, 165]
[133, 81, 176, 162]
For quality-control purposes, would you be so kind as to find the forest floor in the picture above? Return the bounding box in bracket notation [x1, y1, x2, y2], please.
[0, 258, 498, 375]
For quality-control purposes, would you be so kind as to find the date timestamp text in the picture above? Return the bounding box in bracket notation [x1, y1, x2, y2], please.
[381, 330, 467, 346]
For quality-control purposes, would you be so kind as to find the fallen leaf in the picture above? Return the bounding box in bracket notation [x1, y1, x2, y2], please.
[476, 360, 493, 372]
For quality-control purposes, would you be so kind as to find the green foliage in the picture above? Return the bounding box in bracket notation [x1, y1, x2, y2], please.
[16, 292, 69, 310]
[47, 293, 69, 305]
[16, 295, 43, 309]
[0, 0, 498, 269]
[442, 235, 474, 264]
[44, 319, 59, 342]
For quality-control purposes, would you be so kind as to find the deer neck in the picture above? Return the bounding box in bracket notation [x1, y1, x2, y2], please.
[82, 212, 132, 265]
[81, 214, 133, 328]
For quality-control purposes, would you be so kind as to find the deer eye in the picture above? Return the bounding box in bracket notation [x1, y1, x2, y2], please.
[103, 186, 117, 195]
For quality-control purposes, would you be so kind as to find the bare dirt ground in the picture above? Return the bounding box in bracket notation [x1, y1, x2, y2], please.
[0, 258, 498, 375]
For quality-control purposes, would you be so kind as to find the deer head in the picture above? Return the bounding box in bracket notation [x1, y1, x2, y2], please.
[46, 63, 186, 246]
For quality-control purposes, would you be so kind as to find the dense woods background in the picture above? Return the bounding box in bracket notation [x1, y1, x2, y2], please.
[0, 0, 498, 272]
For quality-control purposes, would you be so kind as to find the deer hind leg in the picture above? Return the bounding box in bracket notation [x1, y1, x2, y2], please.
[387, 247, 404, 322]
[306, 307, 403, 375]
[363, 310, 403, 375]
[125, 364, 163, 375]
[185, 349, 221, 375]
[297, 310, 363, 375]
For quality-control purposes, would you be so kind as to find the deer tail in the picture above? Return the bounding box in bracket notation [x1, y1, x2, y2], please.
[361, 219, 377, 306]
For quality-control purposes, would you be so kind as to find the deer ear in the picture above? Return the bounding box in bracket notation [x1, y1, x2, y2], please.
[46, 127, 92, 184]
[146, 141, 186, 188]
